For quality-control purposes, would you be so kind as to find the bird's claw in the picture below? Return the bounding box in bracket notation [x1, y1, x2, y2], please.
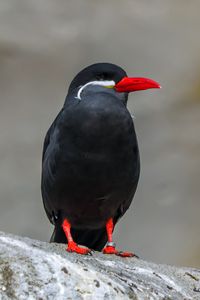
[103, 245, 137, 258]
[116, 251, 135, 258]
[66, 241, 91, 255]
[103, 245, 118, 255]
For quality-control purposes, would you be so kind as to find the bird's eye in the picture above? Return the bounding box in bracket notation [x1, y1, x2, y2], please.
[96, 72, 110, 81]
[96, 74, 104, 80]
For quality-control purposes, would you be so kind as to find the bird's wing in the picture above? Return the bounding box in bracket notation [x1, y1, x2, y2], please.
[114, 173, 140, 226]
[42, 108, 64, 162]
[41, 108, 64, 223]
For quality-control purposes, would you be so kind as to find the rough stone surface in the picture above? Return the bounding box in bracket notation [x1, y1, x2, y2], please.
[0, 231, 200, 300]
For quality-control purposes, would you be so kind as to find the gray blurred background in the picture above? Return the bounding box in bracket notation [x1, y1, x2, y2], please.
[0, 0, 200, 267]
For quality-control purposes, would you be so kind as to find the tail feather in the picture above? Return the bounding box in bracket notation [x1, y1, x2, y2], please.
[50, 226, 107, 251]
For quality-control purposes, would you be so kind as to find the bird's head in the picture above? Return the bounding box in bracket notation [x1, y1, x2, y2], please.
[68, 63, 161, 102]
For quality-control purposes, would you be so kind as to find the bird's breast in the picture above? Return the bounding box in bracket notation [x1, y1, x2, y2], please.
[57, 99, 139, 192]
[43, 95, 140, 228]
[61, 95, 135, 156]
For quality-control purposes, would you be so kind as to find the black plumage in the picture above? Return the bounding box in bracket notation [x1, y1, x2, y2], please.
[41, 63, 159, 254]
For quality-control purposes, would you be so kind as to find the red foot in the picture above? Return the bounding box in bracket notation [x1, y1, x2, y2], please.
[103, 246, 135, 257]
[66, 241, 91, 255]
[103, 245, 118, 254]
[116, 251, 135, 258]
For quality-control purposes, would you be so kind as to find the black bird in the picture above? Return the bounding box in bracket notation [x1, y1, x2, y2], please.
[41, 63, 160, 256]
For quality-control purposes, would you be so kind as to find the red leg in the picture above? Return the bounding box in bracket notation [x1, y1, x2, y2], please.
[62, 219, 91, 255]
[103, 218, 135, 257]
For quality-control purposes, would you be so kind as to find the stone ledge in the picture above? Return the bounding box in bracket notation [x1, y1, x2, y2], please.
[0, 231, 199, 299]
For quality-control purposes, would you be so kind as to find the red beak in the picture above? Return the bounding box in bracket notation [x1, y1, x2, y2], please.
[114, 77, 161, 93]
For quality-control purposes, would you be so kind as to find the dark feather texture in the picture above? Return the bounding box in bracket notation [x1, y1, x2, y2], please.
[41, 63, 140, 250]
